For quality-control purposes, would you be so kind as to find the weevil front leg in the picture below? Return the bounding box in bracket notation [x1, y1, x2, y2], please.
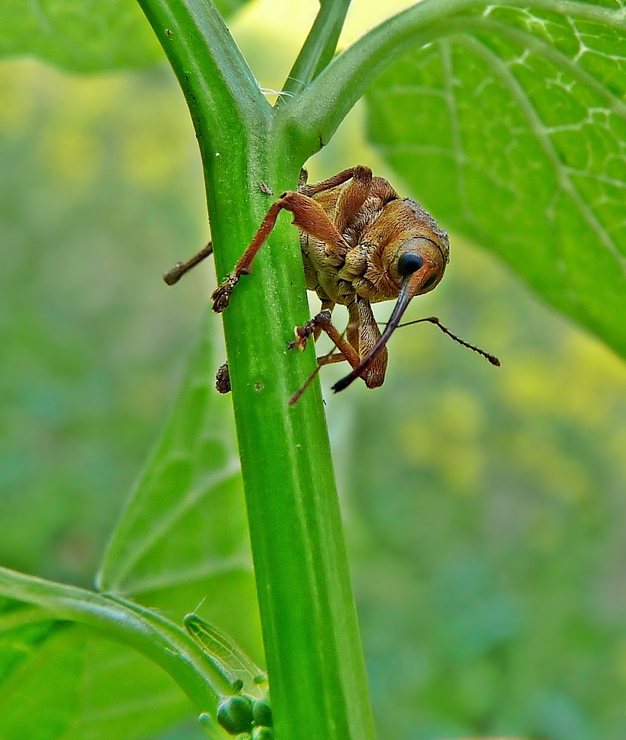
[212, 191, 350, 312]
[289, 300, 387, 388]
[288, 346, 348, 406]
[300, 165, 398, 232]
[288, 310, 361, 405]
[289, 297, 388, 401]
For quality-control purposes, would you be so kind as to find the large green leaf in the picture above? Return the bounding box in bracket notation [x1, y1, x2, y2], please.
[0, 599, 60, 688]
[0, 0, 250, 73]
[365, 0, 626, 360]
[97, 315, 263, 664]
[0, 618, 193, 740]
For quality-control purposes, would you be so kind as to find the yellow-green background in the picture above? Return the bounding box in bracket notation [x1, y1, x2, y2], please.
[2, 1, 626, 738]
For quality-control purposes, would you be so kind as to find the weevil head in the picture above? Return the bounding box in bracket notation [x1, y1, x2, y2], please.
[389, 234, 448, 301]
[333, 199, 450, 393]
[385, 198, 449, 300]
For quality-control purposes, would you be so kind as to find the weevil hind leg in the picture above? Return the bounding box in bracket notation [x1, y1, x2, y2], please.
[298, 165, 371, 198]
[333, 166, 373, 234]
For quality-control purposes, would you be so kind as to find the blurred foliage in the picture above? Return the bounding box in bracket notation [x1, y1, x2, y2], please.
[342, 243, 626, 739]
[0, 0, 250, 73]
[0, 58, 215, 740]
[1, 1, 626, 739]
[97, 311, 263, 665]
[0, 60, 209, 585]
[0, 0, 162, 72]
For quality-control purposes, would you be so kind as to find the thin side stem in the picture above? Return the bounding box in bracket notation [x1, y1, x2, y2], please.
[277, 0, 352, 105]
[0, 566, 230, 714]
[277, 0, 626, 161]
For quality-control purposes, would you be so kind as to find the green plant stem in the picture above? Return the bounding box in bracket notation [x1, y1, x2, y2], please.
[278, 0, 352, 104]
[208, 141, 377, 740]
[135, 1, 377, 739]
[0, 566, 230, 714]
[136, 0, 269, 125]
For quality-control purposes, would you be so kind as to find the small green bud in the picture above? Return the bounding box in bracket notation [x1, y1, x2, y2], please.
[252, 697, 272, 728]
[217, 695, 253, 735]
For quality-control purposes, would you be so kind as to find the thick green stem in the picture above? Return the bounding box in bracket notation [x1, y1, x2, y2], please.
[135, 1, 377, 739]
[210, 144, 376, 740]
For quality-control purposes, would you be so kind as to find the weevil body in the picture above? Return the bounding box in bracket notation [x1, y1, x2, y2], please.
[209, 166, 450, 393]
[299, 169, 449, 310]
[164, 167, 495, 399]
[296, 167, 449, 390]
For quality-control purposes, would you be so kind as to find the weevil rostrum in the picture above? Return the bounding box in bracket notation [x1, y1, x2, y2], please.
[164, 165, 499, 401]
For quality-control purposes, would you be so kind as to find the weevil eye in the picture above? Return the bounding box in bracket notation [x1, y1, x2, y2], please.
[397, 252, 424, 277]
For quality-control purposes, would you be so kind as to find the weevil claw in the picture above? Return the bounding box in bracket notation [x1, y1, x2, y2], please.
[211, 274, 239, 312]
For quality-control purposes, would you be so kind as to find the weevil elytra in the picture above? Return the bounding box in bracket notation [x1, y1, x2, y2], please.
[165, 166, 498, 399]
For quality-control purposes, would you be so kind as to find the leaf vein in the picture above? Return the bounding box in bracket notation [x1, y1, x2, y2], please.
[460, 33, 626, 273]
[122, 553, 252, 596]
[106, 460, 241, 590]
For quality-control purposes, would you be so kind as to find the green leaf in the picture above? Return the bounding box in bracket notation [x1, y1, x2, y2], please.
[0, 599, 61, 687]
[0, 0, 251, 73]
[97, 314, 263, 663]
[0, 622, 194, 740]
[0, 0, 162, 72]
[365, 0, 626, 359]
[0, 566, 239, 737]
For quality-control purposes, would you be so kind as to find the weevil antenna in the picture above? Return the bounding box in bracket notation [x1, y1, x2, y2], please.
[392, 316, 500, 366]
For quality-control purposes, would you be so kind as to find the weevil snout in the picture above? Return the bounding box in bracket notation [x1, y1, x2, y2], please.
[332, 237, 447, 393]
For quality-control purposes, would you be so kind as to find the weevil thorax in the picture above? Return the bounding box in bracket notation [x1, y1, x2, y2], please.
[355, 198, 450, 304]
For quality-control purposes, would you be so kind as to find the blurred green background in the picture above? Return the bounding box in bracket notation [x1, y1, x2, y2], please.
[2, 1, 626, 739]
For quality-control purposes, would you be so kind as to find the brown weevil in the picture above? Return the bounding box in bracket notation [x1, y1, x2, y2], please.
[164, 166, 499, 401]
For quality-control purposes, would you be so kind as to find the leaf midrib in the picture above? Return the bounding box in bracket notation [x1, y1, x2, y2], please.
[103, 460, 242, 591]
